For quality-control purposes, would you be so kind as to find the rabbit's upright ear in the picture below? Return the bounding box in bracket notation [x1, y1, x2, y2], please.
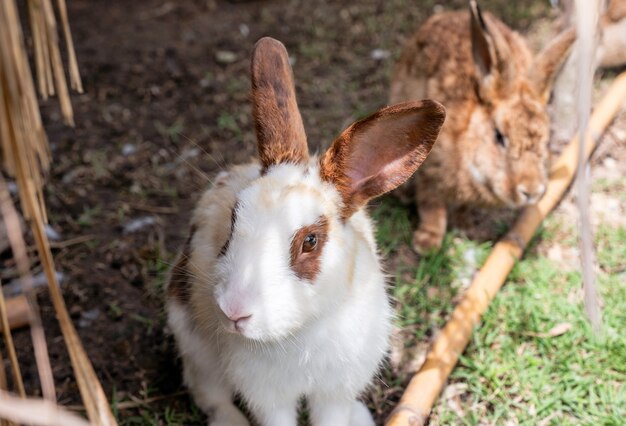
[469, 0, 514, 97]
[251, 37, 309, 173]
[528, 28, 576, 103]
[320, 100, 445, 220]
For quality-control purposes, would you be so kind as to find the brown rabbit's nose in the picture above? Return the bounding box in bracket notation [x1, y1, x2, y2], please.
[227, 313, 252, 331]
[517, 184, 546, 204]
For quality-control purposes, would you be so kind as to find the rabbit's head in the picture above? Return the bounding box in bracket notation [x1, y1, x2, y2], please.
[211, 38, 445, 342]
[465, 1, 575, 207]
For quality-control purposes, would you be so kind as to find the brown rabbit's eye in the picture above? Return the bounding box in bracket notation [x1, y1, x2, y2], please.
[495, 128, 507, 148]
[302, 234, 317, 252]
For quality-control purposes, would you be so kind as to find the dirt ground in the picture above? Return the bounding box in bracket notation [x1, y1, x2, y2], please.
[4, 0, 625, 424]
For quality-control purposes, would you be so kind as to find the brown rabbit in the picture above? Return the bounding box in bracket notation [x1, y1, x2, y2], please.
[390, 0, 576, 254]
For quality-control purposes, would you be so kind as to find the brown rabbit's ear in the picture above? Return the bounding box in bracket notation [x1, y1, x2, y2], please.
[470, 0, 496, 77]
[251, 37, 309, 173]
[320, 100, 445, 220]
[528, 28, 576, 103]
[469, 0, 514, 95]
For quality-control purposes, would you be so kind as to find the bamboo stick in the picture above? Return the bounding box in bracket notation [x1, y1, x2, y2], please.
[0, 296, 32, 332]
[0, 175, 54, 401]
[0, 390, 89, 426]
[386, 72, 626, 426]
[0, 282, 26, 398]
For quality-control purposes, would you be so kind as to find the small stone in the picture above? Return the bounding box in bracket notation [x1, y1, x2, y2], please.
[215, 50, 237, 64]
[239, 23, 250, 37]
[370, 49, 390, 60]
[123, 216, 158, 234]
[45, 224, 62, 241]
[122, 144, 136, 156]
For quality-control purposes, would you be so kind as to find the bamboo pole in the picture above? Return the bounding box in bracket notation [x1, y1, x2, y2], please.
[0, 390, 89, 426]
[0, 296, 32, 332]
[0, 175, 55, 402]
[386, 72, 626, 426]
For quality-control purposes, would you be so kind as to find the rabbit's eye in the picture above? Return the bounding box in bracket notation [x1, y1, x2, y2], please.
[494, 128, 507, 147]
[302, 234, 317, 252]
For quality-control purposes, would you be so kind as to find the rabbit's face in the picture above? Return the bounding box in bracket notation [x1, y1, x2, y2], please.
[213, 164, 343, 342]
[468, 90, 549, 207]
[463, 1, 575, 207]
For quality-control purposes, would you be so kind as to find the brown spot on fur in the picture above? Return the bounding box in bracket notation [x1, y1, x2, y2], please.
[607, 0, 626, 22]
[251, 37, 309, 173]
[320, 100, 445, 220]
[168, 225, 197, 304]
[219, 202, 238, 257]
[289, 217, 329, 281]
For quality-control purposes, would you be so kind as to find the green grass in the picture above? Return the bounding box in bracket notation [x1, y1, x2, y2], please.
[372, 198, 626, 425]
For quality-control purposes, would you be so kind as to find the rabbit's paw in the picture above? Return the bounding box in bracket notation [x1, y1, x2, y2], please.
[412, 228, 443, 255]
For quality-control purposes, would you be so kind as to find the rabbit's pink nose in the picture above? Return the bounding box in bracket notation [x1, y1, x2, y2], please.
[517, 184, 546, 204]
[228, 313, 252, 331]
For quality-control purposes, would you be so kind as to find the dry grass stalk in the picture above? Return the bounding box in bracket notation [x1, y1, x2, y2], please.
[0, 279, 26, 399]
[0, 176, 53, 402]
[386, 71, 626, 426]
[55, 0, 83, 93]
[1, 0, 117, 424]
[25, 0, 76, 124]
[0, 390, 89, 426]
[0, 0, 49, 223]
[574, 0, 602, 332]
[0, 351, 12, 426]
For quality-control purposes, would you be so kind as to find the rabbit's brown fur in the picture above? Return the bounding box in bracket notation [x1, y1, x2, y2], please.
[390, 3, 575, 253]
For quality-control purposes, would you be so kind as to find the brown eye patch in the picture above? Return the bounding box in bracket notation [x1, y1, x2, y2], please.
[289, 217, 329, 281]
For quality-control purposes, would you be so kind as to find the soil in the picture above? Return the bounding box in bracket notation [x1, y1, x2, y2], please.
[3, 0, 625, 425]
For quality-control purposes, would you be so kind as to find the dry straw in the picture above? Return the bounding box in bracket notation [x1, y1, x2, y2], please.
[0, 0, 114, 425]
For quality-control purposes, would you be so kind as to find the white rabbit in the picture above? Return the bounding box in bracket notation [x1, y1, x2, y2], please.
[165, 37, 445, 426]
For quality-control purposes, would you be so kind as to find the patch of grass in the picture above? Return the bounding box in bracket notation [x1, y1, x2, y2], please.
[592, 177, 626, 200]
[146, 247, 174, 298]
[217, 112, 241, 135]
[77, 206, 102, 227]
[155, 119, 185, 143]
[429, 226, 626, 425]
[119, 404, 203, 426]
[372, 198, 491, 343]
[371, 197, 412, 257]
[371, 196, 625, 425]
[395, 233, 491, 344]
[596, 224, 626, 274]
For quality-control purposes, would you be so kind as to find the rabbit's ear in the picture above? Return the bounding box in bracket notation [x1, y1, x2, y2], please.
[470, 0, 496, 78]
[251, 37, 309, 173]
[320, 100, 445, 220]
[528, 28, 576, 103]
[469, 1, 514, 95]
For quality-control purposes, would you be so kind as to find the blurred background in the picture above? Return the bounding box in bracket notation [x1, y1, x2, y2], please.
[6, 0, 625, 424]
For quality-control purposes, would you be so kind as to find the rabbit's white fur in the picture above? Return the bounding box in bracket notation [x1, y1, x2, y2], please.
[166, 37, 445, 426]
[167, 162, 390, 426]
